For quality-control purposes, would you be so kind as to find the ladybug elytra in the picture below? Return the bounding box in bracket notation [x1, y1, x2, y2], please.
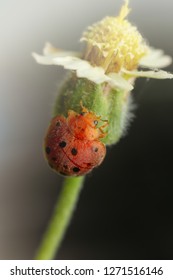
[44, 105, 107, 176]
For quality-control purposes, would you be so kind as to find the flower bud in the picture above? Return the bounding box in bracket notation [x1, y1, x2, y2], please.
[33, 0, 173, 146]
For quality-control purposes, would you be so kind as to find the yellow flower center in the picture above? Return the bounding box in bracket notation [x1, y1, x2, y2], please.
[81, 0, 148, 73]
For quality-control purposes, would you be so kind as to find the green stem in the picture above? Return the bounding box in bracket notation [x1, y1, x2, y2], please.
[35, 176, 85, 260]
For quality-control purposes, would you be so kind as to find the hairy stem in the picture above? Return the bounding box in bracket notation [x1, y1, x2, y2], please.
[35, 176, 85, 260]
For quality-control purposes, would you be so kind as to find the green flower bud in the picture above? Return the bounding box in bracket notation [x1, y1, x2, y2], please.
[53, 74, 131, 145]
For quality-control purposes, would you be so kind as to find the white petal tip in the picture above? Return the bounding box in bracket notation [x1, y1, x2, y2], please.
[122, 69, 173, 80]
[161, 72, 173, 79]
[32, 52, 54, 65]
[43, 42, 58, 55]
[32, 52, 38, 61]
[140, 48, 172, 68]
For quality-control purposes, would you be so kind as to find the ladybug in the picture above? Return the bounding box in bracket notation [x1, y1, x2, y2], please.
[44, 105, 107, 176]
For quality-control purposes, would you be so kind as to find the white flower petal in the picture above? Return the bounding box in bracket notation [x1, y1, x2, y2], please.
[139, 48, 172, 68]
[122, 69, 173, 79]
[43, 42, 80, 58]
[32, 52, 57, 65]
[107, 73, 133, 91]
[43, 42, 61, 55]
[32, 53, 133, 90]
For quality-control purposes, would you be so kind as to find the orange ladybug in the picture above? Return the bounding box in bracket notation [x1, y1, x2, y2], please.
[44, 105, 107, 176]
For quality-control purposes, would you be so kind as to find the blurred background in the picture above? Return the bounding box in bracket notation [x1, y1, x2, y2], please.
[0, 0, 173, 259]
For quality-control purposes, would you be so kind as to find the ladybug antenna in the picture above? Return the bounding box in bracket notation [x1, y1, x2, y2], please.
[80, 100, 88, 115]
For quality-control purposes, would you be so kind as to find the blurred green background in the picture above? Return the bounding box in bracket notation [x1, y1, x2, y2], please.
[0, 0, 173, 259]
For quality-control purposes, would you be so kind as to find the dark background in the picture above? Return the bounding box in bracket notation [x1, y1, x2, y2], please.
[0, 0, 173, 259]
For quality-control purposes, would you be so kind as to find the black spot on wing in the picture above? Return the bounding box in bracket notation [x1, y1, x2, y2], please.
[73, 167, 80, 173]
[71, 148, 78, 156]
[59, 141, 67, 148]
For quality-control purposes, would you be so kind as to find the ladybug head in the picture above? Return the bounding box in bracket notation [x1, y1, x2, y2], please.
[67, 104, 107, 140]
[80, 102, 100, 128]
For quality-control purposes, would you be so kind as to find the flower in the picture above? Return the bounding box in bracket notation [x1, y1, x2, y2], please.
[81, 1, 148, 73]
[32, 0, 173, 91]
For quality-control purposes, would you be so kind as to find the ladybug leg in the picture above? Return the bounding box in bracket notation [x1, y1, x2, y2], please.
[100, 119, 109, 128]
[98, 119, 108, 139]
[98, 129, 107, 139]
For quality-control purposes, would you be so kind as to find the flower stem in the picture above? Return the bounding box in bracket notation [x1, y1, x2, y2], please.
[35, 176, 85, 260]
